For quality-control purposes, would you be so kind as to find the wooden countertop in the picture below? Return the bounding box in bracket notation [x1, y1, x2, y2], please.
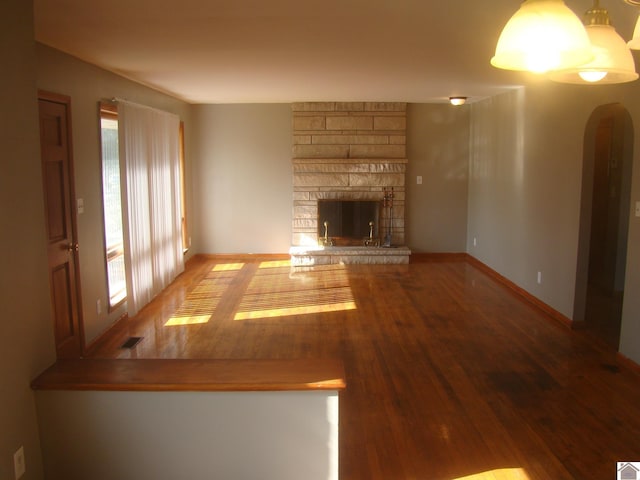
[31, 358, 346, 392]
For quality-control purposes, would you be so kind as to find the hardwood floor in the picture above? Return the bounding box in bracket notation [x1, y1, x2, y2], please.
[89, 255, 640, 480]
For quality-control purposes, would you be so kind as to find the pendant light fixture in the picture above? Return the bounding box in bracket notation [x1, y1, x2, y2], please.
[624, 0, 640, 50]
[491, 0, 594, 74]
[629, 15, 640, 49]
[626, 0, 640, 49]
[548, 0, 638, 84]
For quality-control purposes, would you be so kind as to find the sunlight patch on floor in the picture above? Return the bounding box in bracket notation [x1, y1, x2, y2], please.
[212, 262, 245, 272]
[234, 301, 356, 320]
[164, 294, 222, 326]
[235, 263, 356, 320]
[164, 264, 240, 327]
[164, 315, 211, 326]
[258, 259, 291, 269]
[166, 260, 358, 324]
[451, 468, 530, 480]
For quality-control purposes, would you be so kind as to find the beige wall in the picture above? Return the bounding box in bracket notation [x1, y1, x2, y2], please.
[406, 104, 469, 252]
[36, 390, 338, 480]
[0, 2, 52, 478]
[468, 81, 640, 364]
[36, 44, 193, 344]
[469, 87, 582, 316]
[191, 104, 292, 254]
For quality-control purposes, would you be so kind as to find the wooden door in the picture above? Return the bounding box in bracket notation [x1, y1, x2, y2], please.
[38, 91, 84, 358]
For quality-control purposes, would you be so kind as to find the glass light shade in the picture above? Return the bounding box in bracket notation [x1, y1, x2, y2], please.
[579, 71, 607, 82]
[449, 97, 467, 106]
[491, 0, 594, 73]
[628, 15, 640, 50]
[549, 24, 638, 84]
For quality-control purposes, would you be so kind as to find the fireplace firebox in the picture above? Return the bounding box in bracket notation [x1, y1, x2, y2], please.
[317, 199, 380, 246]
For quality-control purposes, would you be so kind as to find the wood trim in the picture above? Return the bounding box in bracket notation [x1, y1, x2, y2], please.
[83, 312, 128, 357]
[616, 352, 640, 377]
[465, 254, 574, 330]
[410, 252, 467, 263]
[198, 253, 292, 262]
[99, 102, 118, 124]
[38, 89, 71, 105]
[97, 103, 126, 311]
[31, 358, 346, 392]
[99, 101, 118, 116]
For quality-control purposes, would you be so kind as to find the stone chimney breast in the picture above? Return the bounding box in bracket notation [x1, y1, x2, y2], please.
[291, 102, 407, 248]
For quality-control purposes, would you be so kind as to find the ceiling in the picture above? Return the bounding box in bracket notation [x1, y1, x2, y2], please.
[32, 0, 640, 104]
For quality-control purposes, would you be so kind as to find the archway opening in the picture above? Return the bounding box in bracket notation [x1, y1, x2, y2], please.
[575, 104, 633, 349]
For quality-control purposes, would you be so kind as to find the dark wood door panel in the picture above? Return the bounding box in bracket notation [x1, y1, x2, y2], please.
[44, 161, 67, 243]
[39, 92, 84, 359]
[51, 263, 73, 342]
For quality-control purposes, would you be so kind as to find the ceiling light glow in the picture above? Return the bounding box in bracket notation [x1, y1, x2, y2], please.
[548, 2, 638, 85]
[491, 0, 594, 73]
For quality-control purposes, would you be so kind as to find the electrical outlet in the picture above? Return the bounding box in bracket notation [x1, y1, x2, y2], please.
[14, 446, 25, 479]
[96, 299, 102, 315]
[537, 271, 542, 285]
[473, 237, 477, 247]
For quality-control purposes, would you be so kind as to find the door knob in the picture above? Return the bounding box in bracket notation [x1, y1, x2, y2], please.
[68, 243, 79, 252]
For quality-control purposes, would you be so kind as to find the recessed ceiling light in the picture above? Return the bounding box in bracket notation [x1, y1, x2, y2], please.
[449, 97, 467, 106]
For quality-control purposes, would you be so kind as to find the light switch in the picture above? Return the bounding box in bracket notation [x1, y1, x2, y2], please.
[416, 175, 423, 185]
[636, 201, 640, 218]
[77, 198, 84, 215]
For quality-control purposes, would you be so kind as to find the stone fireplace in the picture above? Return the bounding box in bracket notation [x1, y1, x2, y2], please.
[290, 102, 410, 265]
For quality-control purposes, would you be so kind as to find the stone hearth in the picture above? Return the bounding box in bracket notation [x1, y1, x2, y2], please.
[291, 102, 410, 265]
[290, 245, 411, 267]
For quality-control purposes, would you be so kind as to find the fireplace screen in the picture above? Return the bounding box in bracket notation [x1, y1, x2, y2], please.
[317, 199, 380, 246]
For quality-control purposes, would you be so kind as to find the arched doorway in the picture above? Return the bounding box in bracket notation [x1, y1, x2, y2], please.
[574, 104, 633, 349]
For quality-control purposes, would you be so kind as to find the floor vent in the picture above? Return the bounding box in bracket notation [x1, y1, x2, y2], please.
[120, 336, 143, 349]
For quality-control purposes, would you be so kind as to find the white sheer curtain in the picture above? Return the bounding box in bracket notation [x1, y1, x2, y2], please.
[118, 101, 184, 316]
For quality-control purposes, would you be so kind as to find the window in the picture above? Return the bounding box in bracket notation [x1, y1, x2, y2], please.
[99, 101, 189, 314]
[100, 104, 127, 309]
[179, 121, 189, 252]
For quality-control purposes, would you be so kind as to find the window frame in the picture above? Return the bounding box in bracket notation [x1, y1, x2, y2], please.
[99, 102, 127, 311]
[179, 121, 189, 253]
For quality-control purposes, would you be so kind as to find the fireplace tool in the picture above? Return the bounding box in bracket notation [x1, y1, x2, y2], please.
[383, 187, 394, 247]
[319, 220, 333, 247]
[364, 221, 380, 247]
